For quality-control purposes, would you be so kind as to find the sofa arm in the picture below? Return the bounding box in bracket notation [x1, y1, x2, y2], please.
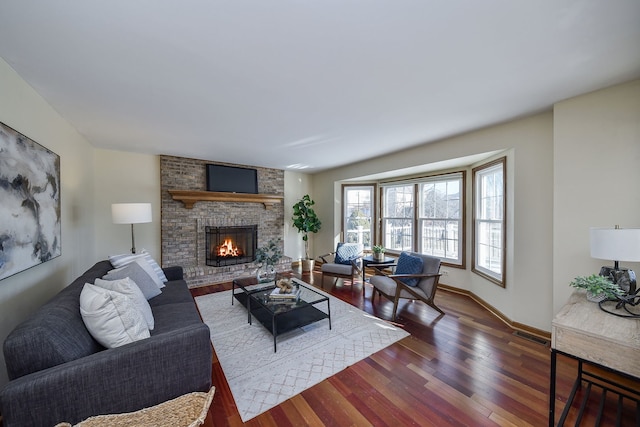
[0, 323, 212, 427]
[162, 265, 184, 281]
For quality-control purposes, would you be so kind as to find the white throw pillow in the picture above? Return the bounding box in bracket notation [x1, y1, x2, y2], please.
[109, 251, 168, 283]
[140, 249, 168, 283]
[80, 283, 150, 348]
[94, 277, 155, 330]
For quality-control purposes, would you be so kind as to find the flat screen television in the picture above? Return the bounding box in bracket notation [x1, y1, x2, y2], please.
[206, 164, 258, 194]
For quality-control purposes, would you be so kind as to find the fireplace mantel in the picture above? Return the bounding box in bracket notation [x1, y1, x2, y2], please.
[168, 190, 283, 209]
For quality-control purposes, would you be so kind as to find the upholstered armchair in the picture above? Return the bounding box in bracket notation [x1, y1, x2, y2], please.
[319, 243, 363, 286]
[369, 252, 443, 320]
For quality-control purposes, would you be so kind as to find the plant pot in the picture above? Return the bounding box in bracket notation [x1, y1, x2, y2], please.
[301, 259, 315, 272]
[373, 252, 385, 262]
[256, 264, 276, 283]
[586, 291, 606, 303]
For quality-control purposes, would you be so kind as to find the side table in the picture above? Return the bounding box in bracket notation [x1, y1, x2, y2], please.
[549, 290, 640, 426]
[361, 255, 396, 296]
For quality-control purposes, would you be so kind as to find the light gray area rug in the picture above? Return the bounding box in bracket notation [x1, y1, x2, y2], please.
[195, 286, 409, 422]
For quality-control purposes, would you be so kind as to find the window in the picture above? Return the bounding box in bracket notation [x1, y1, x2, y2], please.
[343, 185, 374, 249]
[379, 172, 465, 265]
[418, 173, 464, 265]
[473, 157, 505, 286]
[343, 172, 464, 268]
[382, 185, 414, 252]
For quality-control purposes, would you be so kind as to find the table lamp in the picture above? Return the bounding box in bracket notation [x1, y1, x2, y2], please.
[112, 203, 152, 254]
[590, 226, 640, 295]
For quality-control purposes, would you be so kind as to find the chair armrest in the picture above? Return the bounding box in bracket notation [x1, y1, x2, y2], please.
[0, 324, 212, 427]
[388, 273, 441, 280]
[162, 265, 184, 281]
[318, 252, 336, 263]
[389, 273, 442, 302]
[350, 256, 363, 274]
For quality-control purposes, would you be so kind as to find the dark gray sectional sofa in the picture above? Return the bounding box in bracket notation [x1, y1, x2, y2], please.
[0, 260, 212, 427]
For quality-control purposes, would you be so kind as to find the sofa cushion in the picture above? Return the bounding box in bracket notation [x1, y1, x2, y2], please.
[80, 283, 150, 348]
[103, 261, 162, 300]
[148, 280, 195, 308]
[151, 302, 204, 335]
[94, 277, 154, 330]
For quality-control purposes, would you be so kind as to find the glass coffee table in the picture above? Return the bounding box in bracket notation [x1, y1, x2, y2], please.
[232, 276, 331, 352]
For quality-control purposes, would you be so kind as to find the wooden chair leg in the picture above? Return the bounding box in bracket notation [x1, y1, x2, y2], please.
[392, 298, 400, 320]
[427, 300, 445, 315]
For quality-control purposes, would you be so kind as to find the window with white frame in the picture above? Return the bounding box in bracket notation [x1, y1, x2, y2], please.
[343, 185, 374, 249]
[418, 173, 463, 265]
[382, 185, 414, 252]
[473, 158, 505, 286]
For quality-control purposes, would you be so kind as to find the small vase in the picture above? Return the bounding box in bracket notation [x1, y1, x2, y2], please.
[256, 264, 276, 283]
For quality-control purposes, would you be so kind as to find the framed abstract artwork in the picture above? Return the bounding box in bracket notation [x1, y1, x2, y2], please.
[0, 121, 61, 280]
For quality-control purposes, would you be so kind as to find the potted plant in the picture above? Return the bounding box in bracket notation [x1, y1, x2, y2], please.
[292, 194, 322, 272]
[255, 239, 282, 282]
[372, 245, 386, 261]
[569, 274, 624, 302]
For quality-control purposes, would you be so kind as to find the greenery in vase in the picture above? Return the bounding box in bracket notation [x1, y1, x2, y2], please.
[255, 239, 282, 266]
[372, 245, 385, 254]
[569, 274, 624, 299]
[291, 194, 322, 260]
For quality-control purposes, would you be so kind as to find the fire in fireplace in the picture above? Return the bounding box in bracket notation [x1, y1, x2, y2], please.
[205, 225, 257, 267]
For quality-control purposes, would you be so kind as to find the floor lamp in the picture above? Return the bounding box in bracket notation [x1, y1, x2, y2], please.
[112, 203, 152, 254]
[590, 226, 640, 295]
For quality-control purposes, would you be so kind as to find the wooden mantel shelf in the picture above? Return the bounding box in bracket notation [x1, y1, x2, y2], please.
[168, 190, 283, 209]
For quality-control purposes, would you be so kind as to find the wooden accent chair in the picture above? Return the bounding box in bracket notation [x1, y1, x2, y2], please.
[318, 243, 363, 287]
[369, 252, 443, 320]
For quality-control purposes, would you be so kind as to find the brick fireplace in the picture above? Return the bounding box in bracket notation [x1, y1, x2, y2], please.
[160, 155, 290, 288]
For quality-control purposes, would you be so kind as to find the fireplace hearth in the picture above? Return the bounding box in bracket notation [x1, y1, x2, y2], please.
[206, 225, 257, 267]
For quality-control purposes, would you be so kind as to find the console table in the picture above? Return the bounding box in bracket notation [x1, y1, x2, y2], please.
[550, 291, 640, 426]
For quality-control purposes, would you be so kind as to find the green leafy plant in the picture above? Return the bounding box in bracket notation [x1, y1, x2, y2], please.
[254, 239, 282, 266]
[569, 274, 624, 299]
[372, 245, 385, 254]
[292, 194, 322, 260]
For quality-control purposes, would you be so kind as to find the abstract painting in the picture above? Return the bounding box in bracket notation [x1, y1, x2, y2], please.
[0, 121, 61, 280]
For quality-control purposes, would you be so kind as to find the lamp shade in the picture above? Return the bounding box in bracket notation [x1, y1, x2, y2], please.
[590, 227, 640, 262]
[111, 203, 152, 224]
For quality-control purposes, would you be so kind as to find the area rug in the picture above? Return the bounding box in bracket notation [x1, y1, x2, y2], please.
[195, 286, 409, 422]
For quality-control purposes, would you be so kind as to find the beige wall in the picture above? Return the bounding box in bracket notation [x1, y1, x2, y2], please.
[0, 58, 96, 386]
[553, 80, 640, 314]
[283, 171, 314, 261]
[313, 112, 555, 331]
[93, 149, 161, 260]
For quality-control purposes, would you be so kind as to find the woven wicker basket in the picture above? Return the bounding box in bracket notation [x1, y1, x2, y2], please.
[55, 386, 215, 427]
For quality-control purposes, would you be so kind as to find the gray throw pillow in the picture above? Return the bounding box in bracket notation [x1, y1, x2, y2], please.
[109, 250, 168, 283]
[103, 262, 162, 300]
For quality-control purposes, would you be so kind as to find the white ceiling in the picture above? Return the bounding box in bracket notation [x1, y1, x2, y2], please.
[1, 1, 639, 173]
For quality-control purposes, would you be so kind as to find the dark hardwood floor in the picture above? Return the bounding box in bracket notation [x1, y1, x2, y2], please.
[191, 269, 638, 427]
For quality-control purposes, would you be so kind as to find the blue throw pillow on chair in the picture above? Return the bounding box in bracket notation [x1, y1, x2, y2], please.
[334, 243, 360, 265]
[395, 252, 423, 287]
